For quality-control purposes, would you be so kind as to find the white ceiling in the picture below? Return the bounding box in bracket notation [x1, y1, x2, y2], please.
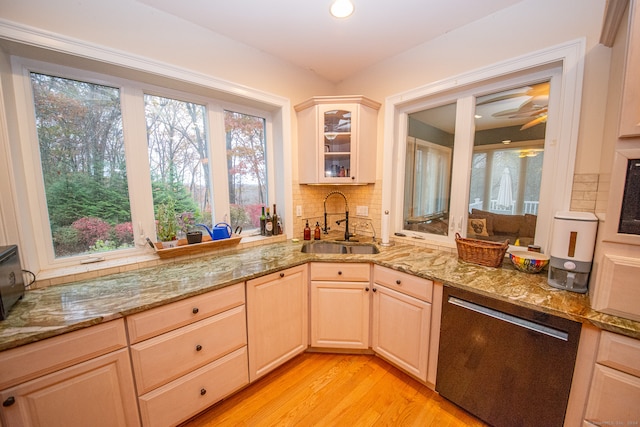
[136, 0, 525, 83]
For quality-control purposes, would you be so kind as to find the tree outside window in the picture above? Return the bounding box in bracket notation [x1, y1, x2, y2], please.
[224, 111, 267, 233]
[30, 73, 133, 258]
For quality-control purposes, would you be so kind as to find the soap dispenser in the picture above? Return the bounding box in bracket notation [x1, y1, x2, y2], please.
[314, 222, 321, 240]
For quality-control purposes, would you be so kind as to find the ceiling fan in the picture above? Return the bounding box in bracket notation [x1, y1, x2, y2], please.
[477, 82, 550, 130]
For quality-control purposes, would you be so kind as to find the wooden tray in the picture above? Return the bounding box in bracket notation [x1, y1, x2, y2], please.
[154, 235, 242, 259]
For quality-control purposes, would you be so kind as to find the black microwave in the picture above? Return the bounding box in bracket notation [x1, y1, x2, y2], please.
[0, 245, 25, 320]
[619, 158, 640, 235]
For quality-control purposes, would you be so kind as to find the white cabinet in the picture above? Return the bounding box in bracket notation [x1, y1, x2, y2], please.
[372, 266, 433, 382]
[619, 0, 640, 137]
[246, 265, 308, 382]
[0, 320, 139, 427]
[310, 262, 371, 349]
[127, 283, 248, 427]
[295, 96, 380, 184]
[584, 331, 640, 425]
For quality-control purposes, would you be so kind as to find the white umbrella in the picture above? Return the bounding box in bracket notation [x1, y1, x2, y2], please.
[496, 167, 514, 210]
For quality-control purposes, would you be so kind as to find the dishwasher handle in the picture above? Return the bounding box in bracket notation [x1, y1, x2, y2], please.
[448, 296, 569, 341]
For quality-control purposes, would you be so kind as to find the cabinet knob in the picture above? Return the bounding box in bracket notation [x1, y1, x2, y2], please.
[337, 271, 342, 275]
[192, 307, 199, 314]
[200, 388, 207, 396]
[2, 396, 15, 407]
[196, 344, 203, 351]
[351, 176, 355, 180]
[396, 279, 401, 285]
[365, 287, 370, 292]
[373, 288, 377, 292]
[280, 272, 285, 278]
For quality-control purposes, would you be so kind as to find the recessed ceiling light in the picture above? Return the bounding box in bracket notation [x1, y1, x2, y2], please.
[330, 0, 355, 18]
[474, 114, 482, 119]
[502, 140, 511, 144]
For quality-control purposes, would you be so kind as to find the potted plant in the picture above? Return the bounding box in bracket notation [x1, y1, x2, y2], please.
[155, 199, 179, 248]
[179, 211, 202, 244]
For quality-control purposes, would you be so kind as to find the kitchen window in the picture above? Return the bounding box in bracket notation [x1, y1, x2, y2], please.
[11, 58, 275, 271]
[384, 40, 585, 253]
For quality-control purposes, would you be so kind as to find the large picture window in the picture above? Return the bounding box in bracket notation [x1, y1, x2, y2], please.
[16, 60, 275, 269]
[30, 73, 132, 258]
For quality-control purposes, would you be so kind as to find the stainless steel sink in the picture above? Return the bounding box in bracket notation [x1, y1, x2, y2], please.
[300, 242, 379, 254]
[347, 244, 380, 254]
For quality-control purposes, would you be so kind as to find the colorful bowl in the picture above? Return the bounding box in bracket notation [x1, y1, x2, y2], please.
[509, 251, 550, 274]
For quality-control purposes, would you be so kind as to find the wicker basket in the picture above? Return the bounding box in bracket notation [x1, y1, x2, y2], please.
[455, 233, 509, 268]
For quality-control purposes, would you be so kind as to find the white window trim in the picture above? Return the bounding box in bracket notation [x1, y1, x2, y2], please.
[382, 38, 585, 253]
[0, 21, 292, 276]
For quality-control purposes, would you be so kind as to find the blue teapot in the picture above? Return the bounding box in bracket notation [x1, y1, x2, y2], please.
[196, 222, 232, 240]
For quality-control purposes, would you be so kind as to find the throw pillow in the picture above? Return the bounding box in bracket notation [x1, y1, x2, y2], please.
[467, 218, 489, 236]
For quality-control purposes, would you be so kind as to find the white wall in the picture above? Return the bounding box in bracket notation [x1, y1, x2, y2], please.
[0, 0, 612, 207]
[337, 0, 611, 178]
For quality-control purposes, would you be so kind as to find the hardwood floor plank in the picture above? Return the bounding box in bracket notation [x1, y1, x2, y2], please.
[180, 352, 487, 427]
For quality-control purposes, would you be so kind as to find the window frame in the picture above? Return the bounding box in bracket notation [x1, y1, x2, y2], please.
[383, 39, 585, 253]
[9, 56, 277, 272]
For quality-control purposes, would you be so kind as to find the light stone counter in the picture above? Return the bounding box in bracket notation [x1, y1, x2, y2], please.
[1, 240, 638, 352]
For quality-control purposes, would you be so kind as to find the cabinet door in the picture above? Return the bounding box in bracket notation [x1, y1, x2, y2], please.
[318, 104, 358, 184]
[0, 349, 139, 427]
[310, 281, 370, 349]
[372, 284, 431, 381]
[246, 265, 308, 382]
[584, 364, 640, 425]
[619, 0, 640, 137]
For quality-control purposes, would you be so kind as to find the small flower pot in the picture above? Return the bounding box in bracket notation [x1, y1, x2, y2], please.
[186, 231, 203, 244]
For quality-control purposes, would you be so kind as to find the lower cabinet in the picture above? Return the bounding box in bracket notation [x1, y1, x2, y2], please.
[310, 262, 371, 349]
[127, 282, 248, 427]
[246, 264, 308, 382]
[372, 265, 433, 382]
[0, 320, 139, 427]
[583, 331, 640, 426]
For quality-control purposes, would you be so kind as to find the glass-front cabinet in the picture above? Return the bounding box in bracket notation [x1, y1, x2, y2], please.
[295, 96, 380, 184]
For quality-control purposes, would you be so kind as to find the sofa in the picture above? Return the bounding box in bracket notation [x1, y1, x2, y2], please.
[468, 208, 537, 247]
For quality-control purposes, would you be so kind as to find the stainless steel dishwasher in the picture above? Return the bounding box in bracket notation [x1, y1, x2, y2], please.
[436, 285, 582, 427]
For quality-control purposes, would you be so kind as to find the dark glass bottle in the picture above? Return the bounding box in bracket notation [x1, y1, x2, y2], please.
[304, 220, 311, 240]
[272, 204, 279, 235]
[314, 222, 321, 240]
[259, 206, 266, 236]
[265, 208, 273, 236]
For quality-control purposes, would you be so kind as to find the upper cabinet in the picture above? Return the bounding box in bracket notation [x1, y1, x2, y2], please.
[600, 0, 640, 138]
[610, 0, 640, 137]
[295, 96, 380, 184]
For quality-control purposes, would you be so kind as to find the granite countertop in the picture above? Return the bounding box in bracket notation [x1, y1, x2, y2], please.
[1, 240, 639, 352]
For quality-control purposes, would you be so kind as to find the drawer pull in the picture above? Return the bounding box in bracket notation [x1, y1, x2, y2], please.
[338, 271, 342, 275]
[280, 272, 285, 278]
[196, 344, 203, 351]
[3, 396, 15, 407]
[200, 388, 207, 396]
[192, 307, 199, 314]
[396, 279, 401, 285]
[373, 288, 377, 292]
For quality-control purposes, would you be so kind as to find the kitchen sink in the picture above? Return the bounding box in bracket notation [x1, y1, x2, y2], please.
[300, 242, 379, 254]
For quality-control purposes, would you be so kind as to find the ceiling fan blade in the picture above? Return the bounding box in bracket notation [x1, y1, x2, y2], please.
[520, 114, 547, 130]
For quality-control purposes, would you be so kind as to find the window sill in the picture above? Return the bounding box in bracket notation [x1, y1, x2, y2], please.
[31, 234, 287, 289]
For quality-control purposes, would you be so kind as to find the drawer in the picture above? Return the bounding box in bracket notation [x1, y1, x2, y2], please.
[246, 264, 307, 287]
[585, 364, 640, 425]
[310, 262, 370, 282]
[597, 331, 640, 377]
[127, 282, 245, 343]
[0, 319, 127, 390]
[138, 346, 249, 427]
[131, 305, 247, 394]
[373, 265, 433, 302]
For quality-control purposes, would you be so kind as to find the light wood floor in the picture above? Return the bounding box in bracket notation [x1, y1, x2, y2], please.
[181, 352, 488, 427]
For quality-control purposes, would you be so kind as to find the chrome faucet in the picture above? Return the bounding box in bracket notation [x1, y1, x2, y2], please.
[323, 190, 351, 241]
